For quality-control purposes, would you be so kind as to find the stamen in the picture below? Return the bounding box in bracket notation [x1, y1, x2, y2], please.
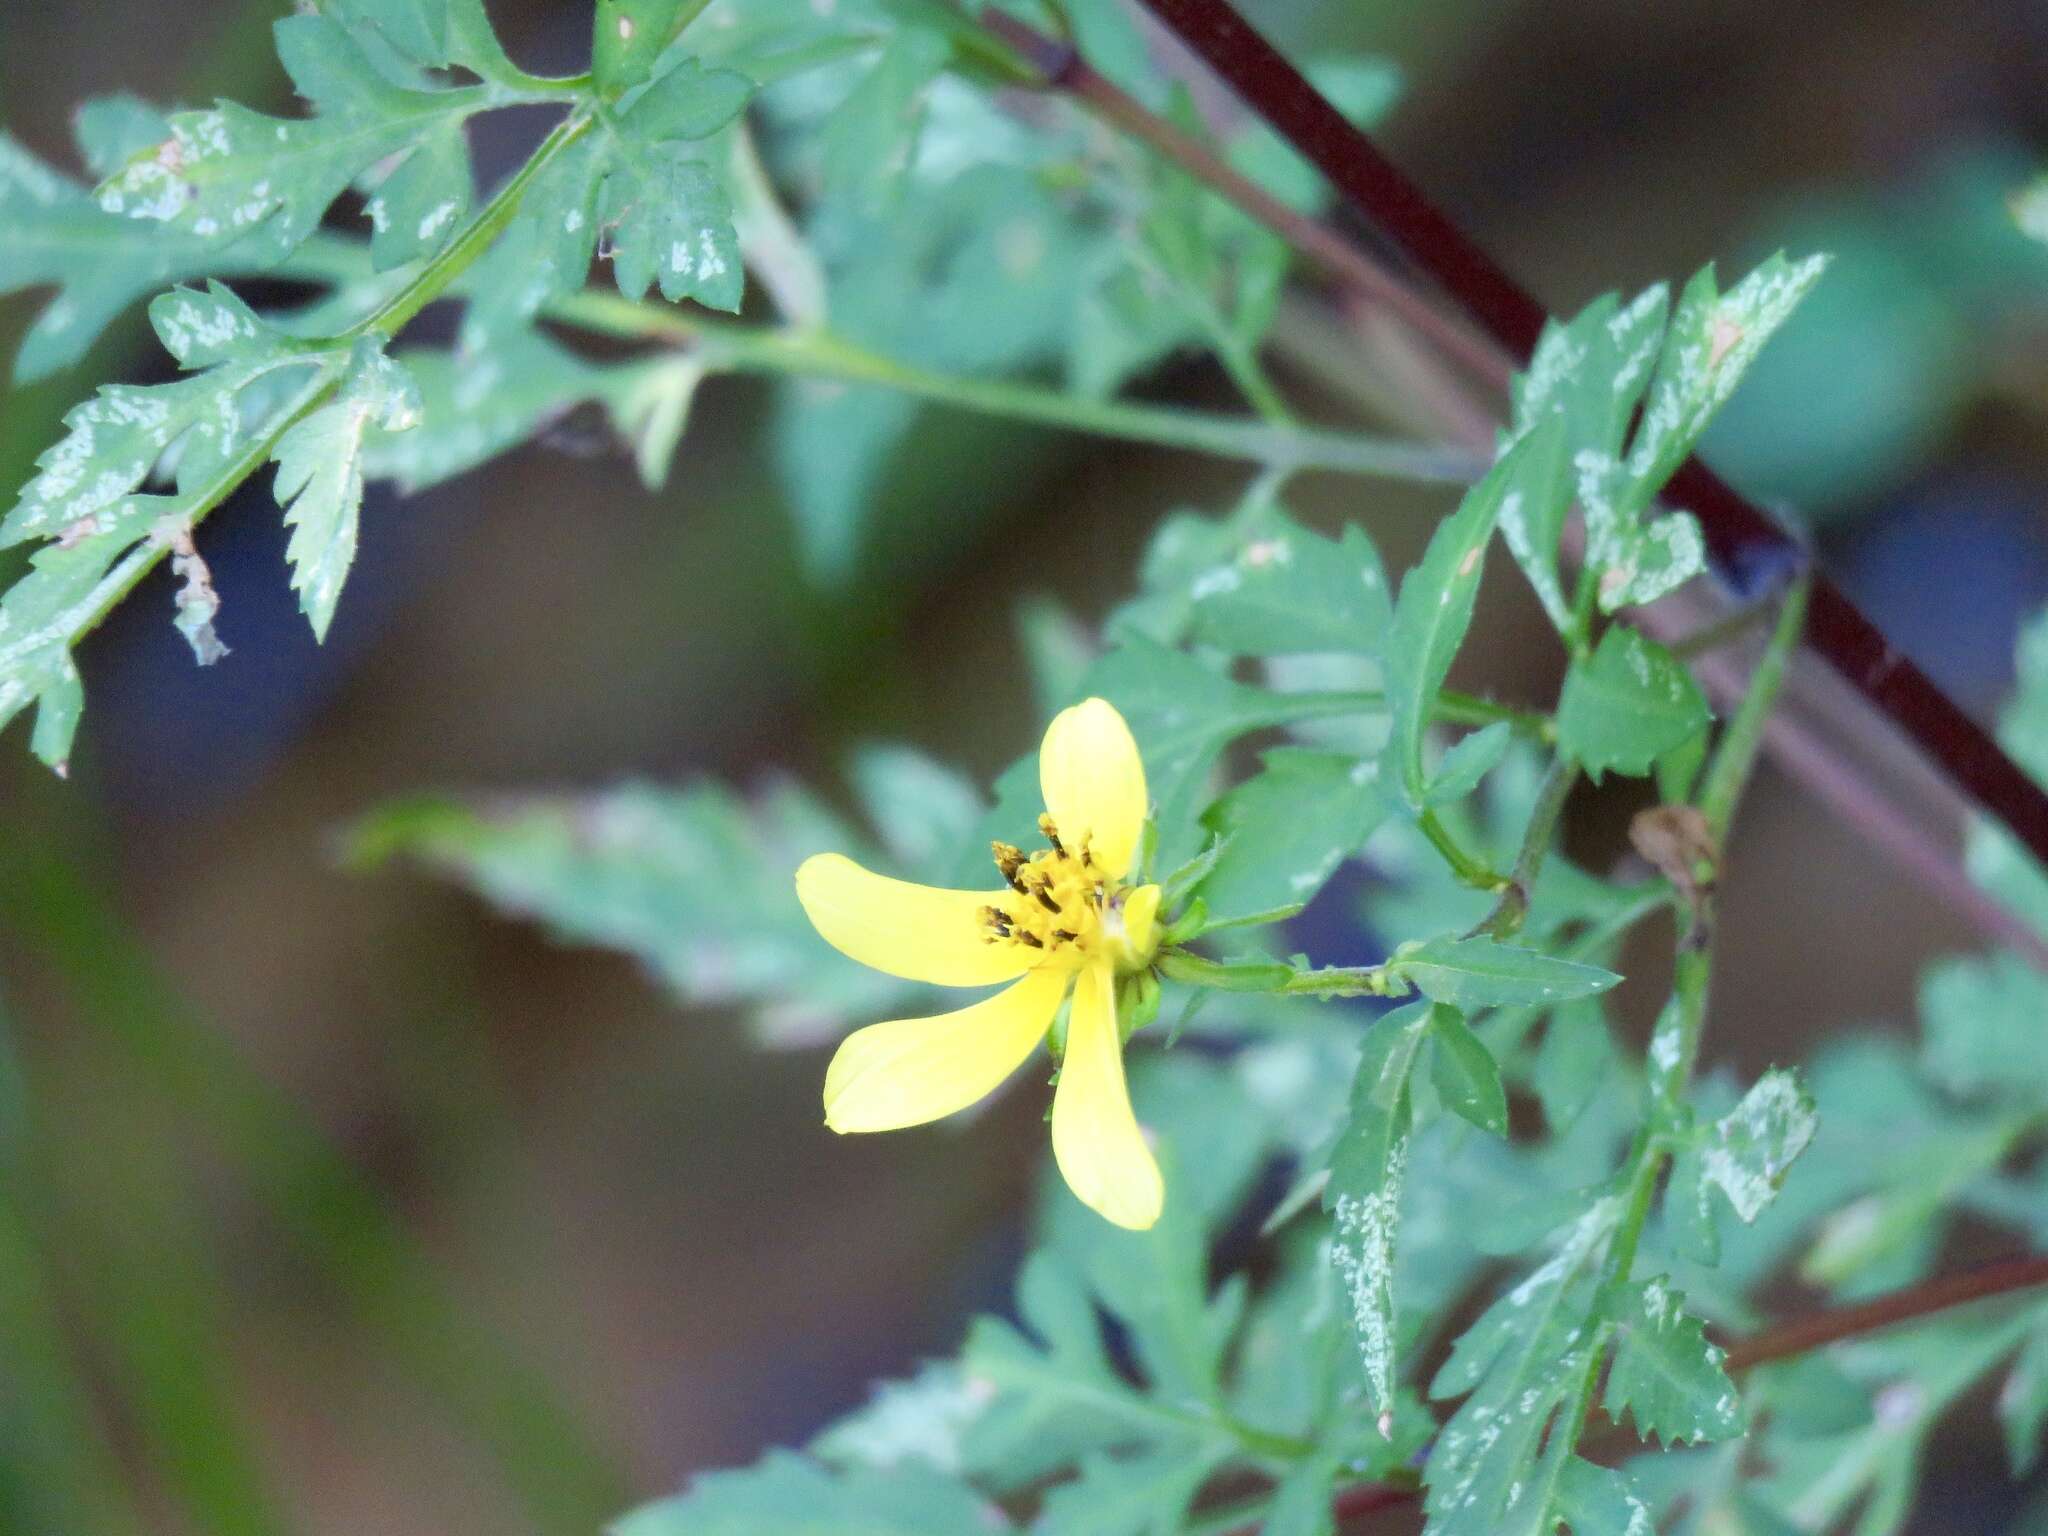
[1052, 928, 1078, 944]
[1017, 932, 1044, 948]
[1034, 887, 1062, 914]
[1037, 813, 1065, 856]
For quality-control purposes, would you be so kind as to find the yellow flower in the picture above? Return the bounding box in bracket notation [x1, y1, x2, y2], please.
[795, 698, 1167, 1230]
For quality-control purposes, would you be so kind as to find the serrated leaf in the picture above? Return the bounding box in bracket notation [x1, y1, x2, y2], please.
[1393, 934, 1620, 1009]
[1429, 1006, 1508, 1135]
[1557, 624, 1710, 781]
[270, 337, 421, 639]
[1424, 1195, 1621, 1536]
[1501, 285, 1667, 628]
[1626, 254, 1831, 496]
[1194, 748, 1388, 923]
[1576, 255, 1827, 615]
[351, 778, 923, 1047]
[600, 150, 743, 310]
[1121, 494, 1393, 657]
[613, 1449, 1006, 1536]
[0, 127, 224, 382]
[1701, 1068, 1817, 1223]
[1605, 1277, 1743, 1445]
[1384, 428, 1548, 809]
[95, 17, 480, 265]
[1323, 1001, 1430, 1420]
[0, 498, 159, 772]
[324, 0, 450, 66]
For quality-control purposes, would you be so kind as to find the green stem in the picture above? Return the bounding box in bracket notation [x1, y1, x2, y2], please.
[349, 107, 596, 340]
[548, 292, 1483, 484]
[1695, 575, 1812, 845]
[1268, 687, 1551, 737]
[1418, 807, 1508, 892]
[1469, 754, 1579, 939]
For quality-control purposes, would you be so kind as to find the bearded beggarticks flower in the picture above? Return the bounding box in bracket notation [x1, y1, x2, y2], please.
[795, 698, 1167, 1230]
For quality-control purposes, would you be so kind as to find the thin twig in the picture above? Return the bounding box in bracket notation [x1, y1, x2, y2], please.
[974, 7, 1508, 391]
[1723, 1252, 2048, 1371]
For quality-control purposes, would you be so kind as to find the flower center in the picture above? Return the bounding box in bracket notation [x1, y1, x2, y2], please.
[980, 814, 1138, 969]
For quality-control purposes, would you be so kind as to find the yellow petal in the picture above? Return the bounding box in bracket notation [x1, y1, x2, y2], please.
[796, 852, 1033, 987]
[824, 966, 1069, 1133]
[1040, 697, 1147, 879]
[1051, 961, 1164, 1230]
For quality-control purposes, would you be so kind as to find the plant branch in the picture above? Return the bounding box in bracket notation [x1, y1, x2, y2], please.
[1468, 754, 1578, 939]
[550, 291, 1483, 483]
[1722, 1253, 2048, 1372]
[1697, 576, 1811, 846]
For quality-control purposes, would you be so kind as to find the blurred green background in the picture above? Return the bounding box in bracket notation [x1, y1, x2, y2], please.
[1, 1, 2046, 1532]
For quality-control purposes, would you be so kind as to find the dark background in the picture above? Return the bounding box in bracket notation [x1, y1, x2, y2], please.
[1, 1, 2046, 1531]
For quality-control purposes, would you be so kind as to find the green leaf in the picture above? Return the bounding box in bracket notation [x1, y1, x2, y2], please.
[1605, 1277, 1743, 1445]
[361, 328, 679, 494]
[1501, 285, 1666, 626]
[1755, 1355, 1871, 1439]
[1532, 997, 1615, 1134]
[0, 499, 154, 772]
[96, 16, 478, 265]
[1554, 1459, 1657, 1536]
[847, 745, 985, 873]
[1393, 934, 1620, 1009]
[0, 123, 224, 382]
[1116, 492, 1393, 656]
[613, 1450, 1006, 1535]
[594, 0, 692, 95]
[1424, 721, 1513, 805]
[1428, 1006, 1508, 1135]
[1700, 1068, 1817, 1223]
[1557, 625, 1710, 781]
[1194, 748, 1389, 923]
[1425, 1196, 1620, 1536]
[1627, 254, 1832, 496]
[1384, 428, 1547, 809]
[1033, 1449, 1228, 1536]
[818, 28, 952, 213]
[1919, 952, 2048, 1104]
[624, 56, 758, 143]
[349, 780, 919, 1046]
[1576, 254, 1828, 615]
[811, 1364, 987, 1476]
[363, 122, 470, 270]
[323, 0, 450, 67]
[1259, 1452, 1341, 1536]
[598, 148, 743, 312]
[1322, 1001, 1430, 1420]
[270, 336, 422, 640]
